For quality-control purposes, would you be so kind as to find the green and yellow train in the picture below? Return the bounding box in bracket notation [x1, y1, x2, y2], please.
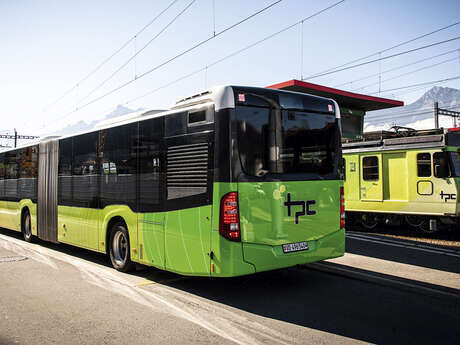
[343, 127, 460, 232]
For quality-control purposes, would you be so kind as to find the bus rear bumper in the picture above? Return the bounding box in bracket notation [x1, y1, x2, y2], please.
[242, 229, 345, 274]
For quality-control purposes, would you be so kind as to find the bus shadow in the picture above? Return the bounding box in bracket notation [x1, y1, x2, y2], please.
[2, 227, 458, 344]
[345, 228, 460, 274]
[157, 266, 459, 345]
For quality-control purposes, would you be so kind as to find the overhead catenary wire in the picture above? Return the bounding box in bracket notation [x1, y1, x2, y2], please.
[57, 0, 283, 119]
[366, 103, 459, 120]
[301, 36, 460, 81]
[365, 106, 460, 124]
[351, 56, 459, 92]
[364, 105, 460, 123]
[367, 76, 460, 95]
[77, 0, 197, 106]
[383, 84, 444, 98]
[365, 104, 460, 123]
[305, 20, 460, 80]
[116, 0, 347, 107]
[38, 0, 344, 134]
[334, 48, 460, 89]
[43, 0, 179, 111]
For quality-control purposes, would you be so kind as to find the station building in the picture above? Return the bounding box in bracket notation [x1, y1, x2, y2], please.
[267, 79, 404, 140]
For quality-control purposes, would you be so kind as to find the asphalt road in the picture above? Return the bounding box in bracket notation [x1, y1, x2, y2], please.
[0, 228, 459, 345]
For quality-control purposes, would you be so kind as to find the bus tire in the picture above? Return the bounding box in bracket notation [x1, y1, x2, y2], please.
[109, 223, 135, 272]
[22, 210, 34, 243]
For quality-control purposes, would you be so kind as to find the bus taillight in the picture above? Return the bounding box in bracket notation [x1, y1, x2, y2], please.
[340, 187, 345, 229]
[220, 192, 241, 242]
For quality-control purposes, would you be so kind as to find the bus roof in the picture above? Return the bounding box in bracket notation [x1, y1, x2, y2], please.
[1, 85, 339, 153]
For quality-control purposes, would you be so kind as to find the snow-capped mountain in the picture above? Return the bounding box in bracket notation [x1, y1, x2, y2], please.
[51, 105, 163, 136]
[365, 86, 460, 131]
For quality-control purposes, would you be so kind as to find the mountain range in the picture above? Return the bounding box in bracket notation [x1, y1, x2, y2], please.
[51, 104, 165, 136]
[50, 86, 460, 136]
[365, 86, 460, 131]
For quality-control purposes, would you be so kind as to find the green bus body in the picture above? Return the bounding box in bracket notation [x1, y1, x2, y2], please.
[0, 86, 344, 276]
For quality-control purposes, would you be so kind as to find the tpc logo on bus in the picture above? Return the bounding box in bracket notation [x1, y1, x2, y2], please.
[284, 193, 316, 224]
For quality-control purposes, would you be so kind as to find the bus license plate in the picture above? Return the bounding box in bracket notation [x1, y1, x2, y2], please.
[282, 241, 308, 253]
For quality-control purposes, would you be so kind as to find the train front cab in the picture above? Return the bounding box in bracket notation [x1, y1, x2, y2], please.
[343, 139, 460, 230]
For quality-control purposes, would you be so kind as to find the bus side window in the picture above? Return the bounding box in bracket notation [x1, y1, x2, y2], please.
[99, 123, 137, 209]
[362, 156, 378, 180]
[433, 152, 449, 178]
[417, 153, 431, 177]
[0, 153, 4, 199]
[58, 138, 73, 205]
[4, 150, 19, 199]
[139, 117, 163, 212]
[18, 146, 38, 201]
[341, 158, 346, 181]
[165, 112, 187, 136]
[73, 132, 99, 208]
[188, 107, 214, 127]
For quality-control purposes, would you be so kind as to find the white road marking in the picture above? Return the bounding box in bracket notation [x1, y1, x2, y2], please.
[0, 233, 302, 345]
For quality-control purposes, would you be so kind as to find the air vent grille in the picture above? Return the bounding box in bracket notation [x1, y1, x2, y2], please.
[167, 143, 209, 189]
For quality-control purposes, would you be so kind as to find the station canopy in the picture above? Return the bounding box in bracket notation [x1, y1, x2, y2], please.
[267, 79, 404, 139]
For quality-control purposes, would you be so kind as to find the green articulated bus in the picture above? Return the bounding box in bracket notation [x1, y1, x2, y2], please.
[0, 86, 345, 276]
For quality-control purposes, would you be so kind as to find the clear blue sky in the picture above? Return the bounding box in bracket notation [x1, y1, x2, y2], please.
[1, 0, 460, 140]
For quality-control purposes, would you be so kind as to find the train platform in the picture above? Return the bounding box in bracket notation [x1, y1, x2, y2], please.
[306, 231, 460, 299]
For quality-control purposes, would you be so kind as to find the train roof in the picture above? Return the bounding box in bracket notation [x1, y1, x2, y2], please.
[341, 127, 460, 153]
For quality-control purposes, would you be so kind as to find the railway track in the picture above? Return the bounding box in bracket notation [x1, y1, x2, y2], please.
[346, 231, 460, 258]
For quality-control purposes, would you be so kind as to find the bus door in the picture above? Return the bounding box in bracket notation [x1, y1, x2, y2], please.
[164, 108, 214, 275]
[38, 140, 58, 243]
[360, 154, 383, 201]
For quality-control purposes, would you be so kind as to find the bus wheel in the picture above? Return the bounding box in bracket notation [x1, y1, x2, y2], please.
[109, 223, 134, 272]
[22, 210, 34, 243]
[361, 213, 378, 230]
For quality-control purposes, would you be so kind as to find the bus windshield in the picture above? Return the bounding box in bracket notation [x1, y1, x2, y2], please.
[235, 96, 340, 178]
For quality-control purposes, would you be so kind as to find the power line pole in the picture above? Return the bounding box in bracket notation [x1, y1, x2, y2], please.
[434, 102, 439, 129]
[437, 106, 460, 128]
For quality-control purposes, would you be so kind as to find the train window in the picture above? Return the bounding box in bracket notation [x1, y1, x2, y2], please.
[417, 153, 431, 177]
[433, 152, 449, 178]
[363, 156, 379, 180]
